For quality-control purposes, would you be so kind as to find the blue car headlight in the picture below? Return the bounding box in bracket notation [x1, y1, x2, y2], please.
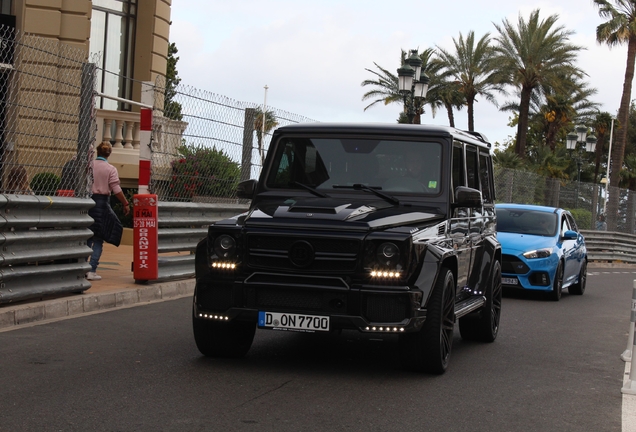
[522, 248, 553, 259]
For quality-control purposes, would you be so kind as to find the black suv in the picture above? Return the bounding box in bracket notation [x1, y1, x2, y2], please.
[193, 123, 502, 373]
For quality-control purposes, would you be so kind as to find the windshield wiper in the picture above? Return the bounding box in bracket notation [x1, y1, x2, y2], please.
[292, 181, 330, 198]
[332, 184, 400, 206]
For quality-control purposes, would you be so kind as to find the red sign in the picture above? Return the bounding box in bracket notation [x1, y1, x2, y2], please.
[140, 108, 152, 131]
[133, 193, 158, 281]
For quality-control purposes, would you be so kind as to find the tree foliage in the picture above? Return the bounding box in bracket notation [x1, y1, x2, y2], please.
[170, 144, 240, 200]
[164, 42, 183, 121]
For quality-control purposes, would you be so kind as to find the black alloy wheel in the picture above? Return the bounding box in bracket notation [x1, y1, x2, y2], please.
[459, 260, 502, 342]
[192, 308, 256, 358]
[568, 260, 587, 295]
[399, 267, 455, 374]
[550, 262, 563, 301]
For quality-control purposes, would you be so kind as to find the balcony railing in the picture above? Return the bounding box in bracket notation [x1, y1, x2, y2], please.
[96, 109, 140, 149]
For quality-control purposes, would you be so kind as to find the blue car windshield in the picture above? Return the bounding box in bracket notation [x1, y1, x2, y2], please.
[496, 208, 558, 237]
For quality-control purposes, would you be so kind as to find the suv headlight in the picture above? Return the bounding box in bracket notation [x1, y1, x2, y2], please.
[209, 233, 240, 271]
[523, 248, 553, 259]
[214, 234, 236, 258]
[377, 242, 400, 267]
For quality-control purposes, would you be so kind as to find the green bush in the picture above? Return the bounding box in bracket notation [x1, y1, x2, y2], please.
[169, 144, 240, 200]
[30, 172, 60, 196]
[565, 208, 592, 230]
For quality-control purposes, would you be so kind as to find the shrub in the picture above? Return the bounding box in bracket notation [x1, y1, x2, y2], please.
[169, 144, 240, 200]
[30, 172, 60, 196]
[566, 208, 592, 230]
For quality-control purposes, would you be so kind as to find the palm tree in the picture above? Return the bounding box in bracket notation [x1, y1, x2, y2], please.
[593, 0, 636, 230]
[538, 74, 599, 151]
[434, 31, 501, 131]
[253, 108, 278, 166]
[361, 48, 438, 124]
[492, 9, 583, 158]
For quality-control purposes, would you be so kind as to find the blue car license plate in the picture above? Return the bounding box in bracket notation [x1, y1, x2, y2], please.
[502, 277, 518, 286]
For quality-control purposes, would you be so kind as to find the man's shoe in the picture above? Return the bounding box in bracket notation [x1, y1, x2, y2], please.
[86, 272, 102, 281]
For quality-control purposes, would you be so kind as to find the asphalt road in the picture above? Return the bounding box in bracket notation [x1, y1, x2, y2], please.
[0, 268, 632, 432]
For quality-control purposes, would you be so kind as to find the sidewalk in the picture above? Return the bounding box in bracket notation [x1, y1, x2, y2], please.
[0, 242, 194, 331]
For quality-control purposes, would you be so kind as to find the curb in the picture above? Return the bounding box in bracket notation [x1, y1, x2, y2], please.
[0, 279, 195, 331]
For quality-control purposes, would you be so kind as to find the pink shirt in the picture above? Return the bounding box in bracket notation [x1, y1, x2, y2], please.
[91, 159, 122, 195]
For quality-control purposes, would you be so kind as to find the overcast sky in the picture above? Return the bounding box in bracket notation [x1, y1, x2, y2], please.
[170, 0, 627, 146]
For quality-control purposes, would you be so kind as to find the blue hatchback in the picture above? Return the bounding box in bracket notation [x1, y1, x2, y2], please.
[495, 204, 587, 301]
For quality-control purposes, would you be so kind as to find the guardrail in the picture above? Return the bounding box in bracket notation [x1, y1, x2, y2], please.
[0, 195, 94, 304]
[580, 230, 636, 264]
[153, 201, 249, 283]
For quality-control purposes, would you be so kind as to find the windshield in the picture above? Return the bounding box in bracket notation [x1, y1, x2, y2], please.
[496, 208, 558, 237]
[265, 137, 442, 195]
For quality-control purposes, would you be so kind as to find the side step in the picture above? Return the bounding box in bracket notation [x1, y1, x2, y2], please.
[455, 296, 486, 319]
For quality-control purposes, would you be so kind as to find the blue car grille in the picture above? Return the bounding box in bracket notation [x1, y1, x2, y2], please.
[502, 254, 530, 274]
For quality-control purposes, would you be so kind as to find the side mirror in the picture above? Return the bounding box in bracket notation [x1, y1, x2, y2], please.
[562, 230, 578, 240]
[236, 179, 257, 199]
[453, 186, 483, 208]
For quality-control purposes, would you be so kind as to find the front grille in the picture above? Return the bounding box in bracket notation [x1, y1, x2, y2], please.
[363, 294, 409, 323]
[245, 287, 347, 313]
[248, 234, 360, 272]
[502, 254, 530, 274]
[197, 285, 233, 310]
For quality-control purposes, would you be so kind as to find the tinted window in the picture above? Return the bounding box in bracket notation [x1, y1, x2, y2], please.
[479, 151, 493, 203]
[266, 137, 442, 195]
[452, 143, 464, 191]
[466, 145, 479, 189]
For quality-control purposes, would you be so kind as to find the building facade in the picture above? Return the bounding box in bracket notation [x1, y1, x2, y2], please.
[4, 0, 172, 189]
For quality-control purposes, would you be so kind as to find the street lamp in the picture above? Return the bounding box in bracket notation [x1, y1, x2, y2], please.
[397, 49, 430, 124]
[566, 125, 597, 208]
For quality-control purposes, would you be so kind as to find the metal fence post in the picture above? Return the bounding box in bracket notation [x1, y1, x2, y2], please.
[622, 281, 636, 362]
[241, 108, 255, 183]
[76, 62, 96, 198]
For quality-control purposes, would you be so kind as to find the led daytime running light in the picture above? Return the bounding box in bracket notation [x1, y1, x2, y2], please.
[211, 262, 237, 269]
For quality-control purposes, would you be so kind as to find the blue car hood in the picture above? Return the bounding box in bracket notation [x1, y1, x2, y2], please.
[497, 231, 555, 254]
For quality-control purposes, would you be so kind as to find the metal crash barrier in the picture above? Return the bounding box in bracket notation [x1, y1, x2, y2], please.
[148, 201, 248, 283]
[580, 230, 636, 264]
[0, 195, 94, 304]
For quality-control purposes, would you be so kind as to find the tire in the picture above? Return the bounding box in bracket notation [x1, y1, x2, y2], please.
[568, 260, 587, 295]
[459, 260, 502, 343]
[549, 261, 563, 301]
[192, 309, 256, 358]
[399, 267, 455, 374]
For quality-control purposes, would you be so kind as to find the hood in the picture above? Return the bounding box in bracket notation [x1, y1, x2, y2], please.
[497, 231, 555, 253]
[244, 196, 443, 231]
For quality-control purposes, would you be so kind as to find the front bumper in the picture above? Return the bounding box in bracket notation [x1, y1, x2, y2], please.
[194, 272, 427, 333]
[501, 253, 558, 291]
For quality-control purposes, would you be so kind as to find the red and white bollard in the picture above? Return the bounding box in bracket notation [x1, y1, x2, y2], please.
[622, 281, 636, 362]
[622, 280, 636, 395]
[132, 82, 158, 282]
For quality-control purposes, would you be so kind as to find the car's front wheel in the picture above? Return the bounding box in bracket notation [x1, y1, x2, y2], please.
[399, 267, 455, 374]
[459, 260, 502, 342]
[192, 308, 256, 358]
[549, 261, 564, 301]
[568, 260, 587, 295]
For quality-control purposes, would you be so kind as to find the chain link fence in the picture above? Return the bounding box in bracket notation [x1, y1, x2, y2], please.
[494, 167, 635, 233]
[0, 25, 95, 198]
[149, 76, 317, 202]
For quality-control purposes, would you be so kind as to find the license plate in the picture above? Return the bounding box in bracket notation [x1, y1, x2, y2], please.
[258, 311, 330, 332]
[502, 277, 518, 285]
